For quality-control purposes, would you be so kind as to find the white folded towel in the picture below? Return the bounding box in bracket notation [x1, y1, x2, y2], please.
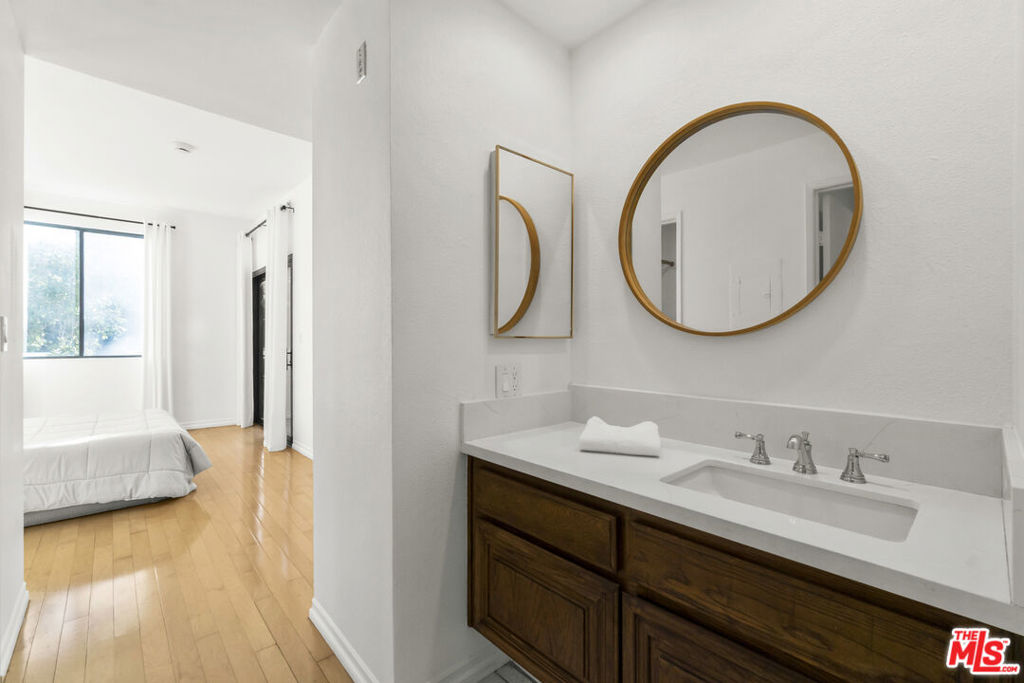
[579, 416, 661, 457]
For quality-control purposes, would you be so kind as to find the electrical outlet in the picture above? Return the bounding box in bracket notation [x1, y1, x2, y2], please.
[495, 362, 522, 398]
[509, 361, 521, 396]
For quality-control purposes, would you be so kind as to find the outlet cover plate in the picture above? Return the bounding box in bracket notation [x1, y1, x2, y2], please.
[495, 362, 522, 398]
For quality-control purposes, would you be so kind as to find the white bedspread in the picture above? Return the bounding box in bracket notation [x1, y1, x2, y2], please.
[24, 410, 213, 513]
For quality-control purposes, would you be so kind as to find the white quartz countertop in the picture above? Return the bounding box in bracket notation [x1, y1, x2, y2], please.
[463, 421, 1021, 634]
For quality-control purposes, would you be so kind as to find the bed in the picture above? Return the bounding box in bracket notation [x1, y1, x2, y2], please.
[23, 410, 213, 526]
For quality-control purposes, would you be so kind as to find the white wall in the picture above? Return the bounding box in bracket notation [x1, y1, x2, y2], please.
[571, 0, 1015, 426]
[24, 357, 141, 415]
[22, 192, 245, 428]
[389, 1, 572, 680]
[169, 207, 242, 427]
[0, 0, 24, 674]
[311, 2, 395, 681]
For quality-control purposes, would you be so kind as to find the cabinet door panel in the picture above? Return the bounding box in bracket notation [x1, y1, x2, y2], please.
[472, 519, 618, 683]
[473, 462, 619, 572]
[623, 594, 813, 683]
[626, 520, 963, 682]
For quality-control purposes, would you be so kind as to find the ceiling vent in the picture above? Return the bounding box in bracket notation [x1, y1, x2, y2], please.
[173, 141, 196, 154]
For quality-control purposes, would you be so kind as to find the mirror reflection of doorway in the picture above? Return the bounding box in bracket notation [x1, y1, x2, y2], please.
[660, 213, 682, 322]
[813, 184, 855, 283]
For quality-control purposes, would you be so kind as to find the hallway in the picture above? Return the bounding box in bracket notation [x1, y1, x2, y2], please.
[5, 426, 349, 683]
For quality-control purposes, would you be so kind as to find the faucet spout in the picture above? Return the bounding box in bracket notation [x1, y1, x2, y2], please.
[786, 431, 817, 474]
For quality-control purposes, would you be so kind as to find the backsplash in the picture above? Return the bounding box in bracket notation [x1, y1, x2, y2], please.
[571, 385, 1002, 497]
[461, 385, 1005, 498]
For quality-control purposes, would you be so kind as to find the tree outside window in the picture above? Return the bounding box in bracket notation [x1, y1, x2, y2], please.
[25, 222, 144, 358]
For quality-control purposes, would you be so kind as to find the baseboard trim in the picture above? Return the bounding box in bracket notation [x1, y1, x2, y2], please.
[179, 418, 236, 430]
[309, 598, 379, 683]
[291, 440, 314, 460]
[0, 583, 29, 677]
[432, 650, 509, 683]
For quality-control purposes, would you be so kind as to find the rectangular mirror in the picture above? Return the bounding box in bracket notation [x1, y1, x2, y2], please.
[493, 146, 573, 338]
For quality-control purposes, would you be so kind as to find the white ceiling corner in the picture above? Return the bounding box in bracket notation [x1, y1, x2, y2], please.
[497, 0, 653, 47]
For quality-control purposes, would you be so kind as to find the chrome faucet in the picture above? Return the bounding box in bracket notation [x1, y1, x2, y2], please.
[735, 432, 771, 465]
[840, 448, 890, 484]
[786, 431, 817, 474]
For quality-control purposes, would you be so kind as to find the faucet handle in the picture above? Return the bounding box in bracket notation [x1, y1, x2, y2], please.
[786, 431, 811, 447]
[735, 431, 771, 466]
[840, 448, 890, 484]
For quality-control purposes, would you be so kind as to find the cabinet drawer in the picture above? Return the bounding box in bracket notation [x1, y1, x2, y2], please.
[472, 462, 618, 572]
[472, 520, 619, 683]
[623, 594, 813, 683]
[625, 520, 964, 682]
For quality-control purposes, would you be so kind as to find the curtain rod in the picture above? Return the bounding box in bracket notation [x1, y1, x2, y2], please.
[24, 206, 177, 229]
[244, 203, 294, 238]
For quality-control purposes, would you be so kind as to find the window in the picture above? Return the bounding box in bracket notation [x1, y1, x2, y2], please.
[25, 222, 144, 358]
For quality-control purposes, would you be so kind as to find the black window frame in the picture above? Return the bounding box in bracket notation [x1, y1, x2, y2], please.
[24, 220, 145, 360]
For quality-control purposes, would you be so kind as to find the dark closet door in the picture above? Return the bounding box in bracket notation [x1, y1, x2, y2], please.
[253, 272, 267, 425]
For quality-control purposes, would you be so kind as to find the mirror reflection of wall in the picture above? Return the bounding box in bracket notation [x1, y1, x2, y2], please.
[631, 111, 857, 334]
[493, 146, 573, 338]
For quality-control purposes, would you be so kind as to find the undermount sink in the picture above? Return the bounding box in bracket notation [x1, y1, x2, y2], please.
[662, 462, 918, 542]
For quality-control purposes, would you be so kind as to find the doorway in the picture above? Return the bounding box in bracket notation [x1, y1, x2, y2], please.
[659, 213, 683, 323]
[811, 184, 855, 284]
[252, 258, 293, 440]
[252, 271, 267, 424]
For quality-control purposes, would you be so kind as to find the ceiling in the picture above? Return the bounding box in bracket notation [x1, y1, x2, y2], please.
[25, 58, 312, 219]
[10, 0, 340, 140]
[497, 0, 652, 47]
[658, 113, 823, 174]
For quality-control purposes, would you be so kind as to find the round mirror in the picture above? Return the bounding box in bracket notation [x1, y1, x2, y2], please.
[619, 102, 861, 336]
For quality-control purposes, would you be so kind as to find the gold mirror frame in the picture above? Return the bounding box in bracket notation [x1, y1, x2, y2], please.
[495, 195, 541, 334]
[493, 145, 575, 338]
[618, 101, 862, 336]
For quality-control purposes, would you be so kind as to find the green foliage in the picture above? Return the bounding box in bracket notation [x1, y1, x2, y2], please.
[85, 296, 129, 355]
[26, 235, 79, 356]
[25, 228, 131, 356]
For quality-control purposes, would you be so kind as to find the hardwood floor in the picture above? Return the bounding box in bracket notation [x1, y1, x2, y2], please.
[4, 425, 350, 683]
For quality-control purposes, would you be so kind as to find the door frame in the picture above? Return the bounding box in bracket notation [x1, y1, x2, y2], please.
[252, 254, 293, 442]
[805, 178, 855, 289]
[252, 269, 266, 425]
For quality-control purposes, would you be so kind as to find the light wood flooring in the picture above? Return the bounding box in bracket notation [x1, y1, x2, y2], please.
[4, 425, 351, 683]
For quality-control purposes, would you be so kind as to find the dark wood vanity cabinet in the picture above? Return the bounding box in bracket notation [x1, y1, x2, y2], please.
[622, 594, 813, 682]
[472, 520, 619, 682]
[469, 457, 1018, 682]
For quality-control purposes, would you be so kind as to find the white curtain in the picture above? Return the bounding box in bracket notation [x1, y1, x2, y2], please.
[143, 222, 173, 411]
[263, 207, 291, 451]
[236, 233, 254, 427]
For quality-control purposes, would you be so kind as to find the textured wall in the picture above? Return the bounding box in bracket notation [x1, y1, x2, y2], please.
[571, 0, 1015, 426]
[389, 0, 573, 679]
[0, 0, 23, 674]
[311, 1, 396, 680]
